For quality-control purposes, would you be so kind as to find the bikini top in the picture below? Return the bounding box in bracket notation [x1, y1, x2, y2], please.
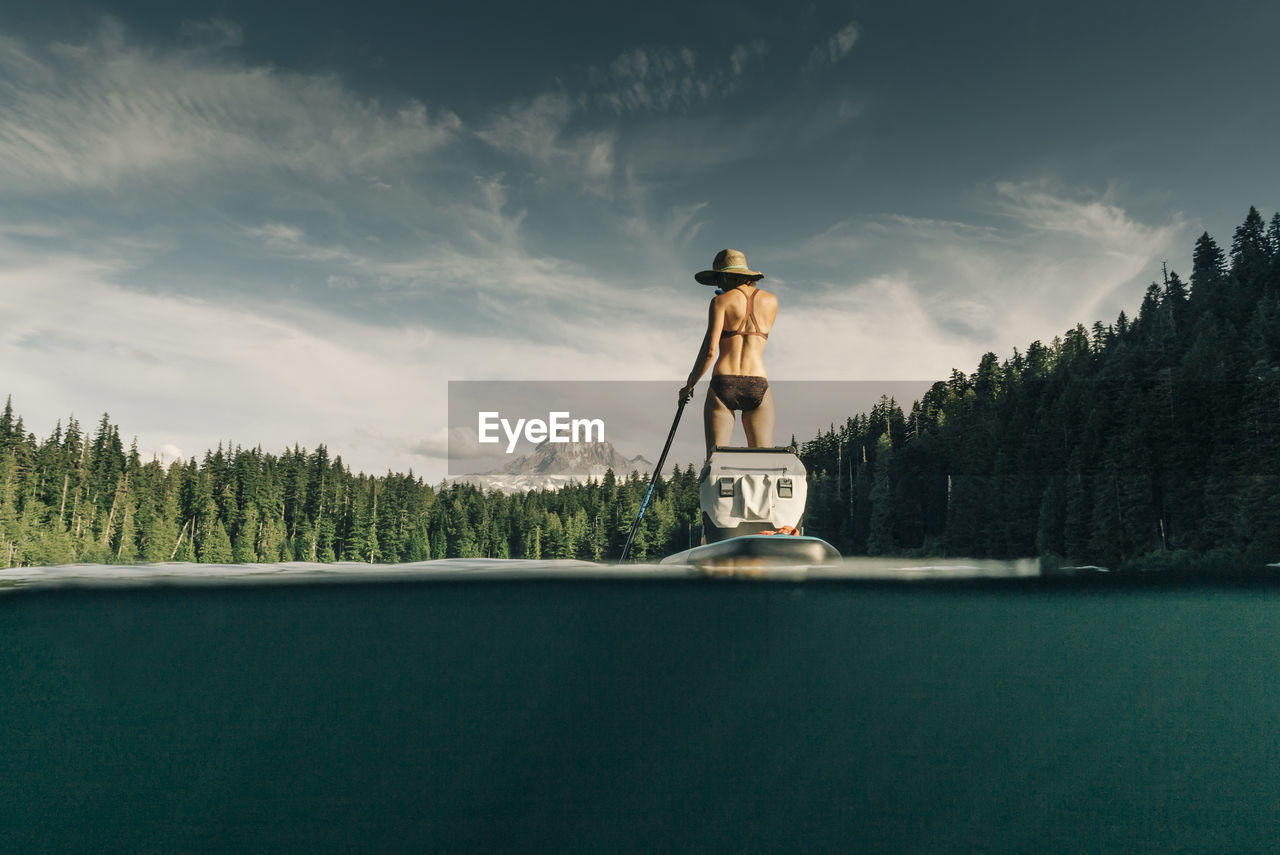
[720, 286, 769, 339]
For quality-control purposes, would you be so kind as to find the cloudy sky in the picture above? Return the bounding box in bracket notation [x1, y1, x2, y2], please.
[1, 0, 1276, 478]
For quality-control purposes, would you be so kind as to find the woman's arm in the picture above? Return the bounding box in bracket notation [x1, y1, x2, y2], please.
[679, 298, 724, 403]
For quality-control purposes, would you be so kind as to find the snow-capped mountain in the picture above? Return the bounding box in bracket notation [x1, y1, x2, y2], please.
[455, 439, 652, 493]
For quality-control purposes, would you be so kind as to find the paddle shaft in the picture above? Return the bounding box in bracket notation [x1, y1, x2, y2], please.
[620, 398, 687, 562]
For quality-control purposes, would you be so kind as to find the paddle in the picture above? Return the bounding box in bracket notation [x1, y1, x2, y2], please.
[620, 397, 687, 562]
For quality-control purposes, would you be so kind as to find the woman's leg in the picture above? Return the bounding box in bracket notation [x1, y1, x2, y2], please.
[742, 387, 775, 448]
[704, 386, 736, 457]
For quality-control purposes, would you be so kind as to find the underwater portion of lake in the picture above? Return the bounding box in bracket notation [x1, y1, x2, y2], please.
[3, 561, 1278, 853]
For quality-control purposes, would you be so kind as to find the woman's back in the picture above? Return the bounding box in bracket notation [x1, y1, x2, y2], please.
[714, 285, 777, 378]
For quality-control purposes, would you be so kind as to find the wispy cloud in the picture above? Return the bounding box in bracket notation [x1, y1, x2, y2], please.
[768, 273, 982, 380]
[475, 91, 616, 192]
[178, 17, 244, 49]
[993, 180, 1160, 249]
[732, 40, 769, 71]
[808, 22, 859, 68]
[0, 19, 460, 192]
[238, 206, 694, 352]
[244, 221, 306, 247]
[476, 91, 575, 162]
[778, 182, 1188, 374]
[590, 42, 766, 115]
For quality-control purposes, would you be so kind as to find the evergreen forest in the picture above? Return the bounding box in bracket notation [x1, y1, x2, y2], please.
[803, 207, 1280, 569]
[2, 208, 1278, 571]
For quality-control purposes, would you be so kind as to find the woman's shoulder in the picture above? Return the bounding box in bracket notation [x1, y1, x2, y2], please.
[711, 286, 777, 310]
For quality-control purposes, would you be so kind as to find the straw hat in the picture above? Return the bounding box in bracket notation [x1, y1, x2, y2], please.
[695, 248, 764, 286]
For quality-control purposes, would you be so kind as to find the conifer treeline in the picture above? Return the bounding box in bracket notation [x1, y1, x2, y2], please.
[0, 407, 702, 568]
[3, 207, 1277, 569]
[798, 207, 1280, 567]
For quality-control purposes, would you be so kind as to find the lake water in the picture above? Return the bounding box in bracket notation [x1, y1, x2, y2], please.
[3, 560, 1279, 852]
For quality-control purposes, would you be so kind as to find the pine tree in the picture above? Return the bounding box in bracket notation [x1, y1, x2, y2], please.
[232, 505, 259, 563]
[1231, 206, 1270, 282]
[524, 523, 542, 560]
[199, 519, 233, 563]
[537, 511, 562, 559]
[1035, 474, 1065, 557]
[866, 435, 895, 555]
[1190, 232, 1228, 313]
[22, 508, 76, 567]
[139, 479, 181, 563]
[0, 396, 14, 450]
[1265, 213, 1280, 292]
[1062, 452, 1090, 561]
[1137, 282, 1163, 340]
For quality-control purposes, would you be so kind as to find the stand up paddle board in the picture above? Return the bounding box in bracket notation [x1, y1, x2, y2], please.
[659, 533, 840, 568]
[661, 446, 840, 576]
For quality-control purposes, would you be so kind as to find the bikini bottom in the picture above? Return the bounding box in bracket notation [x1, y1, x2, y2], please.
[710, 375, 769, 412]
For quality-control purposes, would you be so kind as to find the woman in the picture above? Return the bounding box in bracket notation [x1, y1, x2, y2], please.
[679, 249, 778, 457]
